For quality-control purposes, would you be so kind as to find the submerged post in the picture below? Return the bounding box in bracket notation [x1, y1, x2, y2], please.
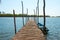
[43, 0, 48, 35]
[36, 7, 38, 24]
[34, 9, 35, 21]
[21, 1, 24, 26]
[37, 0, 39, 23]
[43, 0, 46, 30]
[13, 10, 16, 34]
[27, 8, 29, 21]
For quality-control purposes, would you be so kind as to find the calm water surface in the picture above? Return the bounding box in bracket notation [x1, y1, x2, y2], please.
[0, 17, 60, 40]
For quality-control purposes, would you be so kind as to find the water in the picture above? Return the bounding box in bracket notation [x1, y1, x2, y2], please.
[39, 17, 60, 40]
[0, 17, 24, 40]
[0, 17, 60, 40]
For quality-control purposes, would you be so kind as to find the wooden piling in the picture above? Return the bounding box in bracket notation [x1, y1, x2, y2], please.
[43, 0, 46, 29]
[34, 9, 35, 21]
[27, 8, 29, 21]
[13, 10, 16, 34]
[37, 0, 39, 23]
[21, 1, 24, 26]
[43, 0, 49, 35]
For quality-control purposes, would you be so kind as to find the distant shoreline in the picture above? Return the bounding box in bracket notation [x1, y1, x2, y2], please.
[0, 14, 60, 17]
[0, 14, 50, 17]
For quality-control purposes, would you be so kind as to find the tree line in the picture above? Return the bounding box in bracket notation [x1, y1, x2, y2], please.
[0, 14, 50, 17]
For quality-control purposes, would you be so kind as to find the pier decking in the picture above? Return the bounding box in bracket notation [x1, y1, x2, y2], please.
[12, 20, 45, 40]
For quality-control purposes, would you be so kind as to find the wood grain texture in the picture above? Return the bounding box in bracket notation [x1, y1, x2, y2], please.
[12, 20, 45, 40]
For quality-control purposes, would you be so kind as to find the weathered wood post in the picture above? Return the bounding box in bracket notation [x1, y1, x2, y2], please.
[34, 9, 35, 21]
[37, 0, 39, 23]
[36, 7, 38, 24]
[21, 1, 24, 26]
[26, 8, 28, 23]
[43, 0, 48, 35]
[27, 8, 29, 21]
[43, 0, 46, 30]
[13, 10, 16, 34]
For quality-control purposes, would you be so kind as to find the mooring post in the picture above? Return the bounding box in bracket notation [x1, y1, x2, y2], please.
[36, 7, 38, 24]
[37, 0, 39, 24]
[27, 8, 29, 21]
[21, 1, 24, 26]
[25, 8, 28, 24]
[13, 10, 16, 34]
[43, 0, 48, 35]
[34, 9, 35, 21]
[43, 0, 46, 30]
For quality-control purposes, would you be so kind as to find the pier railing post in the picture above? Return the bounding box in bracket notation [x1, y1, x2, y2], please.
[43, 0, 49, 35]
[13, 10, 16, 34]
[43, 0, 46, 30]
[34, 9, 35, 21]
[21, 1, 24, 26]
[36, 7, 38, 24]
[26, 8, 28, 24]
[27, 9, 29, 21]
[36, 0, 39, 24]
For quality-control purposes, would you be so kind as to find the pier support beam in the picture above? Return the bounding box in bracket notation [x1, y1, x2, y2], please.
[43, 0, 48, 35]
[21, 1, 24, 26]
[13, 10, 16, 34]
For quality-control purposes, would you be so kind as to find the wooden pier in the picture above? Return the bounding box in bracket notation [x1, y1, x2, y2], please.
[12, 20, 46, 40]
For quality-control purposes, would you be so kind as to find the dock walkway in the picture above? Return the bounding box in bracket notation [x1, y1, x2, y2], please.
[12, 20, 45, 40]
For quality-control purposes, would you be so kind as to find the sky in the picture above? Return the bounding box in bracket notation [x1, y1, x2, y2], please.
[0, 0, 60, 16]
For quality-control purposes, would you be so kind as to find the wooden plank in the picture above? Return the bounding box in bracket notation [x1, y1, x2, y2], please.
[12, 20, 46, 40]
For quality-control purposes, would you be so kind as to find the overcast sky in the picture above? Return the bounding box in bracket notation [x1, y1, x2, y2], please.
[0, 0, 60, 16]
